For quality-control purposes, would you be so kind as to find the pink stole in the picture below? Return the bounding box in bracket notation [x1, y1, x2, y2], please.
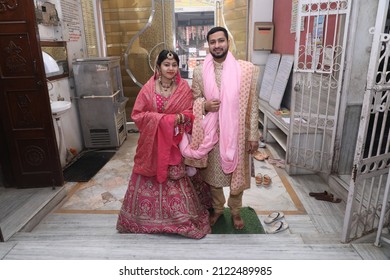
[180, 52, 240, 174]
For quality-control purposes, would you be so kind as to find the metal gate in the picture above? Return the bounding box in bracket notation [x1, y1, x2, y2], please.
[288, 0, 351, 173]
[342, 0, 390, 243]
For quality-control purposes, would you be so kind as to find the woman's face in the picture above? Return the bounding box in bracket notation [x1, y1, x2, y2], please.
[159, 57, 178, 81]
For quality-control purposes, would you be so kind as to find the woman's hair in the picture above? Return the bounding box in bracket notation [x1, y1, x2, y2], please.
[156, 49, 180, 66]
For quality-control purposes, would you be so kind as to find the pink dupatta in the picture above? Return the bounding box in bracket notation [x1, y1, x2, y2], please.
[132, 76, 193, 183]
[180, 52, 241, 173]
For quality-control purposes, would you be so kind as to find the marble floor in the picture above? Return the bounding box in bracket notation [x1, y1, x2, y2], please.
[2, 132, 390, 260]
[56, 133, 305, 217]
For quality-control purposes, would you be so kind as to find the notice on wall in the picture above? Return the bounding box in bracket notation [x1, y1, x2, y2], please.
[61, 0, 82, 42]
[291, 0, 304, 33]
[269, 55, 294, 110]
[175, 0, 215, 12]
[259, 54, 281, 102]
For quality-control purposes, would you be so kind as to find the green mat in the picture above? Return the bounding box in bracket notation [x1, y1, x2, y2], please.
[211, 207, 265, 234]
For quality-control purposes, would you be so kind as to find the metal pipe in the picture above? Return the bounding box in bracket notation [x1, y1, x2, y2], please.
[81, 90, 120, 99]
[124, 1, 156, 88]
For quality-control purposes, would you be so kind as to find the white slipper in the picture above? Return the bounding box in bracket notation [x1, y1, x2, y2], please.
[266, 221, 289, 234]
[264, 211, 284, 224]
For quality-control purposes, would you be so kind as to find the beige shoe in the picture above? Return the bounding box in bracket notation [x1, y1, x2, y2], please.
[263, 174, 272, 187]
[255, 173, 263, 186]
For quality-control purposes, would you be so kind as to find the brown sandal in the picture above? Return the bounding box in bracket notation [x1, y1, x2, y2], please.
[209, 211, 223, 226]
[309, 191, 329, 197]
[263, 174, 272, 186]
[232, 213, 245, 230]
[315, 193, 342, 203]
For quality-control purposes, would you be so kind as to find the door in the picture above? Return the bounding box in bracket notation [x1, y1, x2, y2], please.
[0, 1, 63, 187]
[288, 0, 351, 173]
[342, 0, 390, 243]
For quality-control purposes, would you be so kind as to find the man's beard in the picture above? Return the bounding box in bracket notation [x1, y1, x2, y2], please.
[210, 48, 228, 59]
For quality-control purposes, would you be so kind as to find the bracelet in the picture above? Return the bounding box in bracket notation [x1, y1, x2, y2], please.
[180, 113, 185, 124]
[176, 114, 180, 125]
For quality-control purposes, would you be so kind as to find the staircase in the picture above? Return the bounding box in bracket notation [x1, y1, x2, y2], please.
[1, 212, 388, 259]
[0, 186, 67, 242]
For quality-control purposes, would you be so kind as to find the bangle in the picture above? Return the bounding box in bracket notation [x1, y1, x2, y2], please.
[180, 113, 185, 124]
[176, 114, 180, 125]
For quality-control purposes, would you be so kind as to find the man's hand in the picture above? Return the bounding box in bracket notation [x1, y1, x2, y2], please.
[247, 141, 259, 154]
[204, 99, 221, 112]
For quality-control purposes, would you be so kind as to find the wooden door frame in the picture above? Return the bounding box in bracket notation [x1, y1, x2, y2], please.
[0, 0, 63, 188]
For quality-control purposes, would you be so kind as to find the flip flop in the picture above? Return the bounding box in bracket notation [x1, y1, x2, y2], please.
[315, 193, 342, 203]
[309, 190, 329, 197]
[264, 211, 284, 224]
[253, 150, 269, 161]
[266, 221, 289, 234]
[267, 158, 285, 165]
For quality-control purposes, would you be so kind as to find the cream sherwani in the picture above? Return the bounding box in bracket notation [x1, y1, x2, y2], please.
[191, 59, 260, 214]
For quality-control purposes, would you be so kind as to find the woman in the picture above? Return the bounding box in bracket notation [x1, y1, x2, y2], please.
[116, 50, 211, 239]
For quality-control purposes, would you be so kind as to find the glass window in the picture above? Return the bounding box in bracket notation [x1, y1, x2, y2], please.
[175, 2, 215, 79]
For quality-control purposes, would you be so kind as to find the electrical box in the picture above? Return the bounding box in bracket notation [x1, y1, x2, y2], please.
[35, 2, 60, 26]
[253, 22, 274, 51]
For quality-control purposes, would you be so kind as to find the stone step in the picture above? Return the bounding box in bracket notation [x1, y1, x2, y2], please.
[3, 213, 374, 260]
[0, 186, 66, 242]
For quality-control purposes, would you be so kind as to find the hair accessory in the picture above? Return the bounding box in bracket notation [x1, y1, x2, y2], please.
[167, 51, 174, 59]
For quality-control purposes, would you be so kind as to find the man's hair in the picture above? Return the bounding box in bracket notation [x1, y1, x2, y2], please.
[207, 26, 228, 42]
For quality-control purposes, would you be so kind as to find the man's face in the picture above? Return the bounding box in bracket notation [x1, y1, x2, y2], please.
[208, 31, 229, 61]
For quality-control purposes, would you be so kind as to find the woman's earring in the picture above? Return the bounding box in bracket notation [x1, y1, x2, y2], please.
[175, 72, 181, 84]
[154, 66, 160, 80]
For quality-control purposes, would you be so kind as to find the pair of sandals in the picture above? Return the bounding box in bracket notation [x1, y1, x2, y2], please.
[255, 173, 271, 187]
[264, 211, 289, 234]
[309, 191, 342, 203]
[253, 150, 269, 161]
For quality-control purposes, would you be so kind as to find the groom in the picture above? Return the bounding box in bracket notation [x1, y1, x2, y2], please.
[189, 26, 260, 229]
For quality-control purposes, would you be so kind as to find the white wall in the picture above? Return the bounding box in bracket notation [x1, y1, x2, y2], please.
[345, 0, 378, 105]
[38, 0, 86, 167]
[249, 0, 273, 65]
[249, 0, 274, 84]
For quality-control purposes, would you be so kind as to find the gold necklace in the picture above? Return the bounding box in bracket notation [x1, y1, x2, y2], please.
[158, 82, 173, 98]
[159, 79, 173, 92]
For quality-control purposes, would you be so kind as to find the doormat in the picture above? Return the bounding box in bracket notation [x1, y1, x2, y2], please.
[63, 150, 116, 182]
[211, 207, 265, 234]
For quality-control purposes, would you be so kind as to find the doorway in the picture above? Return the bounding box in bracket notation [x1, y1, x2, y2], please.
[0, 1, 63, 188]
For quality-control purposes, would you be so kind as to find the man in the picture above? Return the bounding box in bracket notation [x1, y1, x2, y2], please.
[188, 26, 260, 229]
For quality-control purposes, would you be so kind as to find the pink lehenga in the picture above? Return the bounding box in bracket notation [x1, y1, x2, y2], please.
[116, 76, 211, 239]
